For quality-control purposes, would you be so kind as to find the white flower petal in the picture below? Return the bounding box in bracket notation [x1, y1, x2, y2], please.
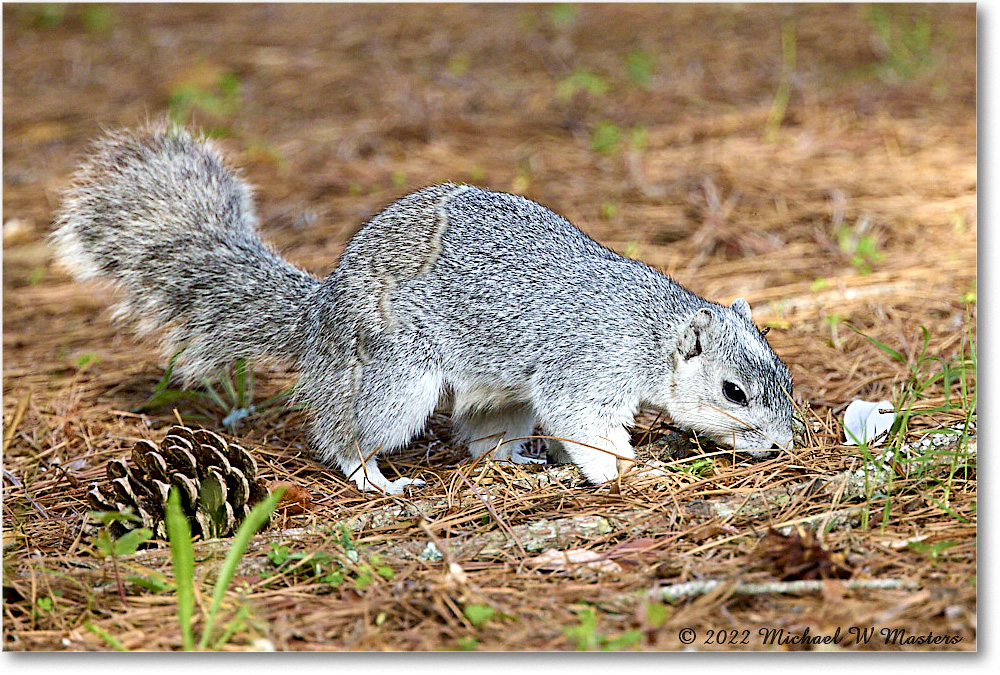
[865, 400, 895, 447]
[844, 399, 876, 445]
[843, 399, 896, 446]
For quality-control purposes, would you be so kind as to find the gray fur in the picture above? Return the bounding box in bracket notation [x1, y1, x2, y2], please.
[51, 124, 321, 379]
[52, 124, 794, 494]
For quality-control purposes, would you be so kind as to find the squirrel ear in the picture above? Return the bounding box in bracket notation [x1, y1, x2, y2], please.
[678, 308, 717, 360]
[730, 297, 753, 322]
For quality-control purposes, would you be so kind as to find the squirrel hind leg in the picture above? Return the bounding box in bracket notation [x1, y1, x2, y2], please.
[453, 404, 543, 464]
[304, 346, 438, 494]
[345, 348, 443, 492]
[355, 358, 444, 452]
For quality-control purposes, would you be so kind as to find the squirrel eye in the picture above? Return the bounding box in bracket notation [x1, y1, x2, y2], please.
[723, 381, 748, 406]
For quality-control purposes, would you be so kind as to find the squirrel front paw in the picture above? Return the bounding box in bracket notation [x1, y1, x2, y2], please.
[384, 476, 426, 494]
[510, 439, 548, 465]
[352, 474, 426, 495]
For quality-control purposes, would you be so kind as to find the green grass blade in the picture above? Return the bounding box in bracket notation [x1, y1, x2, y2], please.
[199, 379, 229, 411]
[917, 325, 931, 363]
[141, 348, 205, 411]
[152, 349, 184, 395]
[84, 622, 130, 651]
[212, 604, 251, 650]
[256, 386, 294, 410]
[217, 365, 240, 409]
[141, 388, 204, 411]
[233, 358, 253, 409]
[845, 323, 905, 363]
[166, 487, 196, 651]
[199, 487, 284, 649]
[925, 494, 970, 524]
[233, 359, 247, 408]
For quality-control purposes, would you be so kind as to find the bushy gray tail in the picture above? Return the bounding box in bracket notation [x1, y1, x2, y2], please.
[51, 123, 321, 380]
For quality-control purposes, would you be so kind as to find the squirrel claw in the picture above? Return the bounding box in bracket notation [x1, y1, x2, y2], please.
[509, 439, 548, 465]
[386, 477, 425, 494]
[349, 463, 426, 494]
[636, 460, 669, 478]
[510, 451, 547, 465]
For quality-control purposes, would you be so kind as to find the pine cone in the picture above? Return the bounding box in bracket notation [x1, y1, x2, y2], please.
[88, 426, 270, 539]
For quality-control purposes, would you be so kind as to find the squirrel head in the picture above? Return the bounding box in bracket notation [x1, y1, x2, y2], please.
[660, 299, 794, 454]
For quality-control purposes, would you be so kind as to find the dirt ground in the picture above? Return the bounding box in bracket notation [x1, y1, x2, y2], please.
[2, 3, 976, 652]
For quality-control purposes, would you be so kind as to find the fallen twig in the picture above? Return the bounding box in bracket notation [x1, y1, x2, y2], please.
[652, 577, 919, 602]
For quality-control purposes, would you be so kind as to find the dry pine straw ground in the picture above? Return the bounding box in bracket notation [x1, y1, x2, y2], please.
[2, 3, 976, 651]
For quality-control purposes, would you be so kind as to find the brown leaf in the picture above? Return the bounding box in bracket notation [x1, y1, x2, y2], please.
[753, 527, 854, 581]
[270, 480, 312, 514]
[686, 522, 739, 543]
